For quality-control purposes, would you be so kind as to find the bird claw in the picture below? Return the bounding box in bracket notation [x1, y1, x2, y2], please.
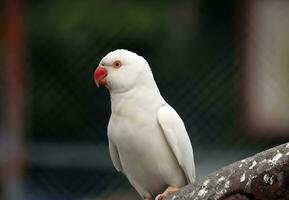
[155, 186, 179, 200]
[155, 194, 164, 200]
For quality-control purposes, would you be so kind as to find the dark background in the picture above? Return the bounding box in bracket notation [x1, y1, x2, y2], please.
[1, 0, 289, 199]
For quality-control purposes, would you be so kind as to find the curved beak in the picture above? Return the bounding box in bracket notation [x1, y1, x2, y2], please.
[94, 65, 108, 87]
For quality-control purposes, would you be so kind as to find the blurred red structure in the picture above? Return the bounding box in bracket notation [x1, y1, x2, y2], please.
[1, 0, 26, 199]
[242, 0, 289, 137]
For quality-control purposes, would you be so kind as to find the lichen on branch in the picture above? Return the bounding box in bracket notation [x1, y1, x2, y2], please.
[165, 142, 289, 200]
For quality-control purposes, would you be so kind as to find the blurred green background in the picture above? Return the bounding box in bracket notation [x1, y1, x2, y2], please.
[1, 0, 289, 199]
[27, 0, 238, 145]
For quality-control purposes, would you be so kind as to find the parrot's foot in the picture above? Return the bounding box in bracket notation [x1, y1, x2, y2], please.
[155, 186, 179, 200]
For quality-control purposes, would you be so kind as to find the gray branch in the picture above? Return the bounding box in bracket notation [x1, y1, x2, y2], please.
[165, 142, 289, 200]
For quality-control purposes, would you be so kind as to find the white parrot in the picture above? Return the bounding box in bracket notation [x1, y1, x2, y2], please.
[94, 49, 195, 200]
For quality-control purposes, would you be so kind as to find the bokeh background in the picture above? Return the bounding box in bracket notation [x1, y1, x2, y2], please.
[1, 0, 289, 199]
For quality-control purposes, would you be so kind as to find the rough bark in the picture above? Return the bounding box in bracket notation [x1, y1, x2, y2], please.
[165, 142, 289, 200]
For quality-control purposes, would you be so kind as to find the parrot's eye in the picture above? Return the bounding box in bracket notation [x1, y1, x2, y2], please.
[112, 60, 122, 69]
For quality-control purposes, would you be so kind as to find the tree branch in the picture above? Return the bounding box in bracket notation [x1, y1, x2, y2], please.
[165, 142, 289, 200]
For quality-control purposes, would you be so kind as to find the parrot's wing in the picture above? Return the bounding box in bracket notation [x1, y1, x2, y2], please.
[108, 139, 122, 172]
[157, 105, 195, 183]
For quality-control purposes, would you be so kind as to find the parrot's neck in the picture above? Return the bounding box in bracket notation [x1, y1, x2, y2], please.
[109, 71, 165, 116]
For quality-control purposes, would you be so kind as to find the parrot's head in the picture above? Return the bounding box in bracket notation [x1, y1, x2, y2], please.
[94, 49, 153, 93]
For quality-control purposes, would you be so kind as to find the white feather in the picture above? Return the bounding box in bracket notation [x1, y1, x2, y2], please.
[157, 105, 196, 183]
[98, 49, 196, 199]
[108, 139, 122, 172]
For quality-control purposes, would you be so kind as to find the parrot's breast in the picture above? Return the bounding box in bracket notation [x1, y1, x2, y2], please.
[108, 109, 186, 198]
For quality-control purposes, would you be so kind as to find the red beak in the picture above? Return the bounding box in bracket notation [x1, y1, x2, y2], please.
[94, 65, 108, 87]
